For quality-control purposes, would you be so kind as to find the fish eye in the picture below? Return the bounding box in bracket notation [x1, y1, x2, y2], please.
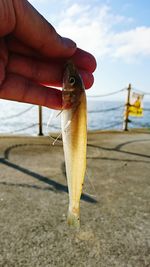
[69, 76, 76, 86]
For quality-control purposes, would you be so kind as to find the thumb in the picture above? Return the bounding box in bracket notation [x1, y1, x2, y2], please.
[13, 0, 76, 58]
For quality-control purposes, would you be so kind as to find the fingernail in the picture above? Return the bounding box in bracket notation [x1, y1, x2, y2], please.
[62, 37, 77, 49]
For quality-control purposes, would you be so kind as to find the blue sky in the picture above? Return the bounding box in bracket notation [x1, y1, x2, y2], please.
[29, 0, 150, 100]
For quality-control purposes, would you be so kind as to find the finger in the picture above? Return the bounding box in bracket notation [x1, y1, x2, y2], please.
[43, 70, 94, 89]
[72, 48, 97, 73]
[7, 53, 63, 86]
[0, 39, 8, 84]
[6, 35, 40, 58]
[13, 0, 76, 57]
[42, 70, 94, 89]
[7, 37, 97, 75]
[0, 60, 5, 85]
[0, 0, 16, 36]
[0, 73, 62, 109]
[79, 70, 94, 89]
[0, 39, 8, 65]
[7, 53, 94, 89]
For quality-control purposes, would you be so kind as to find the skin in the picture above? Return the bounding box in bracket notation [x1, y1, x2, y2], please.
[0, 0, 96, 110]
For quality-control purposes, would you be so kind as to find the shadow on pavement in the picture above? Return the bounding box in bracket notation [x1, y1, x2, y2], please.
[0, 157, 97, 204]
[88, 138, 150, 160]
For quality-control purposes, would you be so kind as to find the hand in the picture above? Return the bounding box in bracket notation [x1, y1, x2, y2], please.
[0, 0, 96, 109]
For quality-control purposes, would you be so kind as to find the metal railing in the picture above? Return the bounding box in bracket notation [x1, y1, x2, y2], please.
[0, 84, 149, 135]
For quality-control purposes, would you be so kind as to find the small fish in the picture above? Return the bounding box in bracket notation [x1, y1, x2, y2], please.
[61, 61, 87, 227]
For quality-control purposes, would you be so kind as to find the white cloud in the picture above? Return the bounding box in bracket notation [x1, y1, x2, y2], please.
[29, 1, 150, 63]
[56, 4, 114, 56]
[112, 27, 150, 60]
[65, 3, 85, 17]
[55, 3, 150, 62]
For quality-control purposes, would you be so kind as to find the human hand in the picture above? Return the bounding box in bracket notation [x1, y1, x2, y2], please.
[0, 0, 96, 109]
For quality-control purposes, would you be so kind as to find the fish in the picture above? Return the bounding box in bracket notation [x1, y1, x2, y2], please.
[61, 61, 87, 227]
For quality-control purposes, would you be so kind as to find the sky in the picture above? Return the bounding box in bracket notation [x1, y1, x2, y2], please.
[28, 0, 150, 101]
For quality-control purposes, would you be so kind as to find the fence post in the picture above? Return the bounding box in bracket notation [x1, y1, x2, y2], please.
[38, 106, 43, 136]
[123, 83, 131, 131]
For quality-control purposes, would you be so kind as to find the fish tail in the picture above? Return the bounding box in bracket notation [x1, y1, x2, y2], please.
[67, 207, 80, 228]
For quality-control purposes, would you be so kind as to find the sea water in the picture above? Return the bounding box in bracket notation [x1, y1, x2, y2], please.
[0, 99, 150, 135]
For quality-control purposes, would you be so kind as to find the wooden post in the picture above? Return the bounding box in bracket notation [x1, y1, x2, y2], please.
[38, 106, 43, 136]
[123, 84, 131, 131]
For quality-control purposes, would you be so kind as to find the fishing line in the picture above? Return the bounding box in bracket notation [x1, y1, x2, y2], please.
[46, 110, 62, 145]
[46, 110, 72, 145]
[51, 132, 62, 146]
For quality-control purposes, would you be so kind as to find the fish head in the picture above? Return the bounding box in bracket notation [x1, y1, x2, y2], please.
[62, 61, 85, 109]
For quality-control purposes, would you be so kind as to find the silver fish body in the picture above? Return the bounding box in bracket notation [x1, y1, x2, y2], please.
[61, 62, 87, 227]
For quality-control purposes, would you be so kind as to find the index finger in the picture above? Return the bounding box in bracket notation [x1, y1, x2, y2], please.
[12, 0, 76, 58]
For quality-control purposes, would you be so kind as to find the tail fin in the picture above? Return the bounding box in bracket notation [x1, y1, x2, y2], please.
[67, 210, 80, 228]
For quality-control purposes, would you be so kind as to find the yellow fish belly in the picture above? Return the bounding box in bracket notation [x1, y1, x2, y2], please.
[61, 92, 87, 227]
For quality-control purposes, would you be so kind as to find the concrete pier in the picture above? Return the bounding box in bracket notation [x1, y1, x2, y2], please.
[0, 130, 150, 267]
